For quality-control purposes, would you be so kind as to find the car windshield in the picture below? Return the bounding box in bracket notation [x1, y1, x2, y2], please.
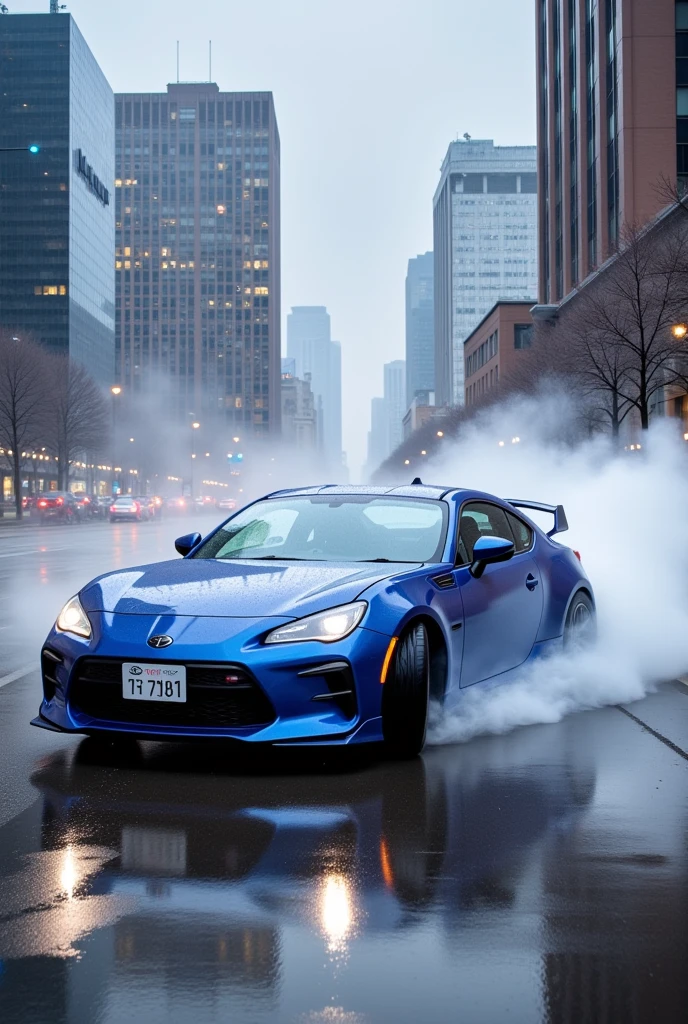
[192, 495, 448, 563]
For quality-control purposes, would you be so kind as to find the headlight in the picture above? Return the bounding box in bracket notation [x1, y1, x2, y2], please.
[264, 602, 367, 644]
[56, 595, 92, 639]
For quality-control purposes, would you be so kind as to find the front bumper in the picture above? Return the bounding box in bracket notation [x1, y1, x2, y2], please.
[33, 613, 392, 746]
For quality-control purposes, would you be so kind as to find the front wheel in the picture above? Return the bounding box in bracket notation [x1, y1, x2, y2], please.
[382, 622, 429, 759]
[564, 591, 596, 650]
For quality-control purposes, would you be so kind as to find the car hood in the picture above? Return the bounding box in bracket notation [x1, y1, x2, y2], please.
[80, 558, 417, 618]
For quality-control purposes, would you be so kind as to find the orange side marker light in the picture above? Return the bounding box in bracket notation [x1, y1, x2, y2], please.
[380, 637, 398, 684]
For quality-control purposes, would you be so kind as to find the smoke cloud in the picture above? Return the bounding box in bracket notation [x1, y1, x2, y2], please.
[425, 390, 688, 745]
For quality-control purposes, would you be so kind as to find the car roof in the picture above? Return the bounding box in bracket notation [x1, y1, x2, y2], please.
[264, 483, 460, 500]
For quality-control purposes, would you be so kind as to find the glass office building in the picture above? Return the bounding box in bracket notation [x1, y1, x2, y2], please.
[0, 13, 115, 384]
[115, 84, 281, 435]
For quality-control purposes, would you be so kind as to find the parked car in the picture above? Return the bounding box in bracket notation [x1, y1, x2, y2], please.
[36, 492, 82, 525]
[194, 495, 218, 513]
[75, 495, 96, 518]
[164, 496, 190, 515]
[109, 496, 148, 523]
[133, 496, 156, 519]
[22, 495, 39, 511]
[91, 496, 113, 519]
[217, 496, 238, 513]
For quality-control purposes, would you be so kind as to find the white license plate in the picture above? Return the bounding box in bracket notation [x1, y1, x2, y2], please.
[122, 662, 187, 702]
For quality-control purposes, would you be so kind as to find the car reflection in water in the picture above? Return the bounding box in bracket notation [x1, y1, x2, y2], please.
[5, 721, 598, 1022]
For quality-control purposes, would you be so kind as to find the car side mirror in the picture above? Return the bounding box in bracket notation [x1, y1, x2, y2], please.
[469, 535, 515, 579]
[175, 532, 202, 557]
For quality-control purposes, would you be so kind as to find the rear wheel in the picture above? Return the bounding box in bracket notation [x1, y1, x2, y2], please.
[564, 591, 596, 650]
[382, 622, 429, 759]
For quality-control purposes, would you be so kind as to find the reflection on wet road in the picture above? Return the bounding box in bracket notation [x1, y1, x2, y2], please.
[1, 520, 688, 1022]
[0, 708, 686, 1023]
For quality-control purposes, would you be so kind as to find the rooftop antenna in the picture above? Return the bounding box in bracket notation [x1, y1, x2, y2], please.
[0, 5, 9, 14]
[176, 40, 180, 83]
[50, 0, 67, 12]
[463, 132, 472, 141]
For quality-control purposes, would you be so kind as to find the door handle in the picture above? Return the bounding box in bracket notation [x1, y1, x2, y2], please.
[526, 574, 539, 591]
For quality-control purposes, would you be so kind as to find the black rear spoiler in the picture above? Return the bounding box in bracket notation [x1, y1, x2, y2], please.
[505, 499, 568, 537]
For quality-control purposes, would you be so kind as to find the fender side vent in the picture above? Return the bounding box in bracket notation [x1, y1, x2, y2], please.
[431, 573, 456, 590]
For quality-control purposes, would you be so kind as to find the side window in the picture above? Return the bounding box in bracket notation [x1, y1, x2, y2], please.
[505, 511, 533, 553]
[457, 502, 515, 564]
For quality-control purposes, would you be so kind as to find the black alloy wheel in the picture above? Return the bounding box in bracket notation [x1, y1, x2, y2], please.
[382, 621, 430, 759]
[564, 591, 596, 650]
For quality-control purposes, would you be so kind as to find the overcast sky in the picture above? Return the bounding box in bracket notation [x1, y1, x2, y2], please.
[10, 0, 536, 477]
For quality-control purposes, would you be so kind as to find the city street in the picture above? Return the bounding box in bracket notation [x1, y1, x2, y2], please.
[0, 520, 687, 1022]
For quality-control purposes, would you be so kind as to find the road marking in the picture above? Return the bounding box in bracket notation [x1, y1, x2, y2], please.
[0, 547, 69, 559]
[617, 705, 688, 762]
[0, 664, 36, 689]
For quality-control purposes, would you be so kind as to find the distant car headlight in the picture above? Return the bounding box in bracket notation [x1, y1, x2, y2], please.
[56, 595, 92, 639]
[264, 601, 367, 644]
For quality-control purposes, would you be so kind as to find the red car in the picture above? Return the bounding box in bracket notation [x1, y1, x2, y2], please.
[36, 492, 82, 524]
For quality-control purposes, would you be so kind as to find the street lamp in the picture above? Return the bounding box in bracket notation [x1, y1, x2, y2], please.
[0, 144, 41, 154]
[190, 421, 200, 497]
[110, 386, 122, 494]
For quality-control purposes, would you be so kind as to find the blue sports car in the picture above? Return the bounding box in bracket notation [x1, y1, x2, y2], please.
[32, 482, 595, 757]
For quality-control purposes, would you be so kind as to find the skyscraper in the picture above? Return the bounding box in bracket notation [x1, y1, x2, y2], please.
[536, 1, 677, 305]
[364, 360, 407, 476]
[433, 139, 537, 407]
[365, 396, 388, 478]
[115, 84, 281, 434]
[286, 306, 342, 468]
[383, 359, 406, 456]
[405, 252, 434, 409]
[0, 12, 115, 384]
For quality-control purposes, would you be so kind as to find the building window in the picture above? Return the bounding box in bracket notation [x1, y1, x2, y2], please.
[569, 0, 580, 285]
[585, 0, 598, 271]
[539, 0, 551, 301]
[606, 0, 619, 248]
[34, 285, 67, 296]
[514, 324, 534, 349]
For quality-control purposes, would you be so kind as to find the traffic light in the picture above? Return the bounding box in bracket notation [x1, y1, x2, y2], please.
[227, 453, 244, 462]
[28, 145, 40, 154]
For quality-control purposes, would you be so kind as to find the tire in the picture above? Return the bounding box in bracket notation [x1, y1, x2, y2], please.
[382, 622, 429, 758]
[564, 591, 596, 650]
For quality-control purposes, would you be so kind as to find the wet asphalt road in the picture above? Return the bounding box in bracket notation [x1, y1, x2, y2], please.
[1, 518, 688, 1023]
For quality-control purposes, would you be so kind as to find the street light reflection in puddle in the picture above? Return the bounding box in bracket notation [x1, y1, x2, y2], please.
[320, 873, 357, 958]
[60, 845, 78, 900]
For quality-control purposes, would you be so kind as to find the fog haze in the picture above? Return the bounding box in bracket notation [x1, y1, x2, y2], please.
[8, 0, 536, 476]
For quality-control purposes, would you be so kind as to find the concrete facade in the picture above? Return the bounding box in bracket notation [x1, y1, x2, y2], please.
[537, 0, 677, 304]
[433, 139, 538, 408]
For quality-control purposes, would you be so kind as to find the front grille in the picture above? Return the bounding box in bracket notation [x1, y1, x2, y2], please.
[69, 658, 276, 730]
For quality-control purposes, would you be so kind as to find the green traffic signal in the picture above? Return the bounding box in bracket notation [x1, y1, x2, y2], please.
[28, 145, 40, 154]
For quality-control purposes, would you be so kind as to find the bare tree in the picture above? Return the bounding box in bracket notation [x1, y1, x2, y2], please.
[0, 331, 51, 518]
[50, 357, 108, 491]
[568, 222, 688, 428]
